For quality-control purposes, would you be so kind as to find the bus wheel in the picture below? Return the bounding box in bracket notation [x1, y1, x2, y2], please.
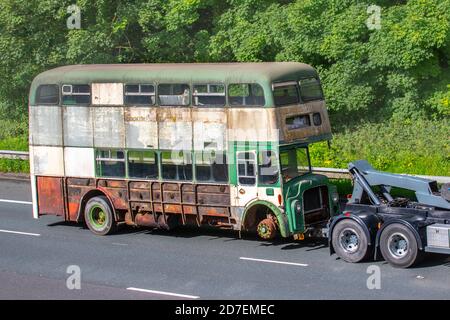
[332, 219, 371, 263]
[84, 196, 117, 236]
[379, 224, 421, 268]
[257, 218, 277, 240]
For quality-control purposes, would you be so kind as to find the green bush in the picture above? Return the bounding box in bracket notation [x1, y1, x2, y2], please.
[310, 119, 450, 176]
[0, 123, 29, 173]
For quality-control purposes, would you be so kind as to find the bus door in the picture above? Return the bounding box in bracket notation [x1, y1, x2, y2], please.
[234, 151, 258, 207]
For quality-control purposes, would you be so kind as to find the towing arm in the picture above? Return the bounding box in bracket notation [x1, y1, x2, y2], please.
[347, 160, 450, 210]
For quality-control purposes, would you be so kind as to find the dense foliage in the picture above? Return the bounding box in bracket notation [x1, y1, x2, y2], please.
[0, 0, 449, 174]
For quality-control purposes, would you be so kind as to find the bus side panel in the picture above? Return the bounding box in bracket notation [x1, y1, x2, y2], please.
[37, 176, 65, 216]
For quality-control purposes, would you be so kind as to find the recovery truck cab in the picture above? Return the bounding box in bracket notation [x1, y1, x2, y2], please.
[328, 160, 450, 268]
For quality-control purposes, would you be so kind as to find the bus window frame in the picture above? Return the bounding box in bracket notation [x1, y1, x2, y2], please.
[124, 83, 156, 106]
[61, 84, 91, 106]
[279, 145, 312, 184]
[192, 83, 226, 107]
[194, 150, 229, 184]
[127, 149, 159, 180]
[35, 84, 60, 105]
[160, 149, 193, 181]
[95, 149, 126, 179]
[257, 150, 280, 186]
[227, 83, 266, 107]
[272, 81, 300, 107]
[297, 77, 324, 103]
[157, 83, 191, 107]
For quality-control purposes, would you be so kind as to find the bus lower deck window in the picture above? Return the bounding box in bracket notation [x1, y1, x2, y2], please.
[237, 152, 256, 185]
[258, 151, 279, 185]
[128, 150, 158, 179]
[96, 149, 125, 178]
[161, 151, 193, 181]
[195, 151, 228, 183]
[229, 83, 265, 107]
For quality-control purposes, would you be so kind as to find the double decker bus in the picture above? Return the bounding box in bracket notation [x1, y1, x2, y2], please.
[29, 62, 340, 240]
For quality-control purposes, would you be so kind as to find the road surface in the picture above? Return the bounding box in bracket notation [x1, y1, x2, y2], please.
[0, 179, 449, 300]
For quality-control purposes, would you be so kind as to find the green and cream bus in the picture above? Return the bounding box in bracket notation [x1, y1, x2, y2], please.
[29, 62, 340, 240]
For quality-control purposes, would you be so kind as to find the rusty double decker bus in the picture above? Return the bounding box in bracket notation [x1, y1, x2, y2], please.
[29, 62, 339, 240]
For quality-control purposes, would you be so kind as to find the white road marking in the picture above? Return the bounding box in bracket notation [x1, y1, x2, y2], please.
[0, 199, 32, 205]
[240, 257, 308, 267]
[126, 287, 200, 299]
[0, 229, 41, 237]
[111, 242, 129, 246]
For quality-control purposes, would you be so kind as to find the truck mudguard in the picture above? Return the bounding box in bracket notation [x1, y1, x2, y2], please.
[374, 218, 425, 259]
[328, 211, 381, 255]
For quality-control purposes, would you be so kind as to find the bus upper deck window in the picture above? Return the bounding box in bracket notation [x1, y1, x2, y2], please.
[158, 84, 190, 106]
[35, 84, 59, 105]
[273, 83, 300, 106]
[228, 83, 265, 107]
[62, 84, 91, 105]
[193, 84, 226, 107]
[298, 78, 323, 102]
[124, 84, 155, 105]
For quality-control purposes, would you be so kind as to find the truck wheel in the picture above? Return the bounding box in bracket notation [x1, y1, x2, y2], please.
[332, 219, 371, 263]
[84, 196, 117, 236]
[257, 218, 277, 240]
[380, 224, 421, 268]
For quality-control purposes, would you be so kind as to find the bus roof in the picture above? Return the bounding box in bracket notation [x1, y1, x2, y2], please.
[31, 62, 318, 87]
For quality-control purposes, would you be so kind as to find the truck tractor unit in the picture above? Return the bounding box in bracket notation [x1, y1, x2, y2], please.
[328, 160, 450, 268]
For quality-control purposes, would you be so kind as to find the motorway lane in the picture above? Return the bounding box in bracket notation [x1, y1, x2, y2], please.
[0, 179, 449, 300]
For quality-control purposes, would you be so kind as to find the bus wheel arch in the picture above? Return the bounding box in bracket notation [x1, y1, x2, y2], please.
[77, 189, 118, 223]
[241, 200, 287, 238]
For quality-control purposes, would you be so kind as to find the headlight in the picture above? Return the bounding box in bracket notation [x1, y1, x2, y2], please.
[331, 191, 339, 204]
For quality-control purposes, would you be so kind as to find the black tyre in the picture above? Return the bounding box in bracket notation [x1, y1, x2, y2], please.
[84, 196, 117, 236]
[332, 219, 371, 263]
[379, 223, 422, 268]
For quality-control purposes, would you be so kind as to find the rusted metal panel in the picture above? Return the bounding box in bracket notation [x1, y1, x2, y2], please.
[92, 83, 124, 105]
[97, 179, 128, 210]
[30, 106, 63, 146]
[193, 108, 227, 151]
[93, 107, 125, 148]
[227, 107, 279, 142]
[64, 147, 95, 177]
[37, 176, 64, 216]
[276, 101, 332, 143]
[63, 106, 93, 147]
[32, 146, 65, 176]
[158, 108, 192, 150]
[124, 107, 158, 149]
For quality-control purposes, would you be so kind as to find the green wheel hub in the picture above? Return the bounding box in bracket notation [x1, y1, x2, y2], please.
[89, 205, 107, 229]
